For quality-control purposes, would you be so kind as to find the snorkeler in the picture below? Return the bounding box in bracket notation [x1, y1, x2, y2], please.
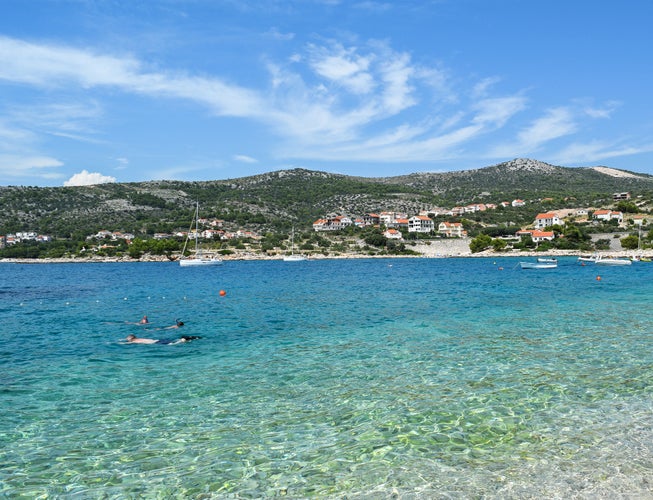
[125, 333, 201, 345]
[163, 319, 184, 329]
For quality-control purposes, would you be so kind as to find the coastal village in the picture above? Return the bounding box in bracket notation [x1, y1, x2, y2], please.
[1, 191, 648, 259]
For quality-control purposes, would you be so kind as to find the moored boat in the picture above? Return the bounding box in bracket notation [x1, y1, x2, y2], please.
[179, 202, 223, 267]
[520, 261, 557, 269]
[594, 256, 632, 266]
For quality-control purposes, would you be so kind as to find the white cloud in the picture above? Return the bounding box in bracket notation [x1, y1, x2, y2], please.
[265, 28, 295, 41]
[489, 106, 578, 158]
[0, 36, 264, 118]
[472, 77, 501, 98]
[583, 101, 619, 119]
[517, 107, 577, 148]
[233, 154, 258, 163]
[472, 96, 527, 128]
[0, 154, 63, 178]
[553, 140, 653, 165]
[0, 35, 559, 168]
[308, 42, 375, 94]
[63, 169, 116, 186]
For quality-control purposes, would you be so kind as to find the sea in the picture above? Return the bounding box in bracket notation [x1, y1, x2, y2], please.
[1, 257, 652, 499]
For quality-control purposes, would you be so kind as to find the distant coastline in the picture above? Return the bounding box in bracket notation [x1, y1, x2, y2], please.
[2, 238, 651, 264]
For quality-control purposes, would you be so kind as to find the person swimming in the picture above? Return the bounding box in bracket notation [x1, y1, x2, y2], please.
[125, 333, 201, 344]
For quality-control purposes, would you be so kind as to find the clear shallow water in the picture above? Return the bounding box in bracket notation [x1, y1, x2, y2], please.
[1, 258, 652, 498]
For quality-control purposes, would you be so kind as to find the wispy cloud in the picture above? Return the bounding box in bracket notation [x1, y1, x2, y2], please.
[553, 140, 653, 165]
[489, 106, 578, 157]
[233, 154, 258, 163]
[0, 154, 64, 178]
[2, 33, 631, 175]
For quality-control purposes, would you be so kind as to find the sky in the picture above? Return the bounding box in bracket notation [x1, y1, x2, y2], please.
[1, 0, 652, 187]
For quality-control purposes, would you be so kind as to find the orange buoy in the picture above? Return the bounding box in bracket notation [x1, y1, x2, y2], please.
[219, 289, 227, 297]
[596, 276, 601, 281]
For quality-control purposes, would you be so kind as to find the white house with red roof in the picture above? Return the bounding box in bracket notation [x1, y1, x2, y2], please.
[592, 209, 623, 224]
[534, 212, 560, 228]
[383, 228, 403, 240]
[408, 215, 434, 233]
[516, 229, 555, 242]
[438, 221, 466, 237]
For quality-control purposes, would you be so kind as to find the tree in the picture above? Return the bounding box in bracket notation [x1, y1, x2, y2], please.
[620, 234, 639, 250]
[364, 231, 387, 247]
[469, 234, 492, 253]
[491, 238, 507, 251]
[615, 201, 639, 213]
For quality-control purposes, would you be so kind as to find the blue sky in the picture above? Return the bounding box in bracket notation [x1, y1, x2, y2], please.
[1, 0, 652, 186]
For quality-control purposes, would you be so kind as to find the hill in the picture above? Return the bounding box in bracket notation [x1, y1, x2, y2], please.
[1, 158, 652, 238]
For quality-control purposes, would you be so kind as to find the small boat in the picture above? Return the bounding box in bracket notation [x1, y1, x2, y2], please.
[179, 202, 223, 267]
[283, 226, 307, 262]
[594, 256, 632, 266]
[578, 254, 599, 263]
[537, 257, 557, 263]
[520, 261, 557, 269]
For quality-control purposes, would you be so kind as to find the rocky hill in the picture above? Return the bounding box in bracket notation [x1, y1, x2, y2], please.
[1, 158, 652, 237]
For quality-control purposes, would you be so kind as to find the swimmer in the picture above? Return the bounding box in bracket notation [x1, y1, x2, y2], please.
[125, 334, 158, 344]
[163, 319, 184, 329]
[125, 333, 201, 345]
[123, 315, 149, 325]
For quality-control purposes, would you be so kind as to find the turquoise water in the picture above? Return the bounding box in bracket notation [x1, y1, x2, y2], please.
[1, 258, 652, 498]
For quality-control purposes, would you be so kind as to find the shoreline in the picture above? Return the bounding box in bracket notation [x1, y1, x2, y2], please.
[2, 244, 651, 264]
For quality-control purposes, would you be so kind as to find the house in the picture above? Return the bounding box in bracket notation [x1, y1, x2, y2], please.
[438, 221, 466, 237]
[93, 230, 113, 239]
[201, 229, 223, 239]
[516, 229, 555, 242]
[312, 216, 353, 231]
[395, 218, 409, 230]
[379, 211, 408, 227]
[512, 199, 526, 207]
[613, 192, 631, 201]
[631, 214, 647, 226]
[593, 209, 623, 224]
[408, 215, 434, 233]
[534, 212, 560, 229]
[383, 229, 403, 240]
[313, 218, 329, 231]
[363, 213, 380, 226]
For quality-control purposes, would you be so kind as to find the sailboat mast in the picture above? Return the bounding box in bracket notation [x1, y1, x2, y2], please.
[195, 201, 200, 255]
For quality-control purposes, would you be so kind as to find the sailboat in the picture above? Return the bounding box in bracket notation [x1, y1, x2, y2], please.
[283, 226, 307, 261]
[179, 202, 223, 267]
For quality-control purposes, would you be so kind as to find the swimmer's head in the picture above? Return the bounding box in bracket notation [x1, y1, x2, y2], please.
[176, 320, 184, 327]
[126, 334, 136, 341]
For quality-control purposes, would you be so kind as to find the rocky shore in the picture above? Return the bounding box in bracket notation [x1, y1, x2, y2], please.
[2, 237, 651, 264]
